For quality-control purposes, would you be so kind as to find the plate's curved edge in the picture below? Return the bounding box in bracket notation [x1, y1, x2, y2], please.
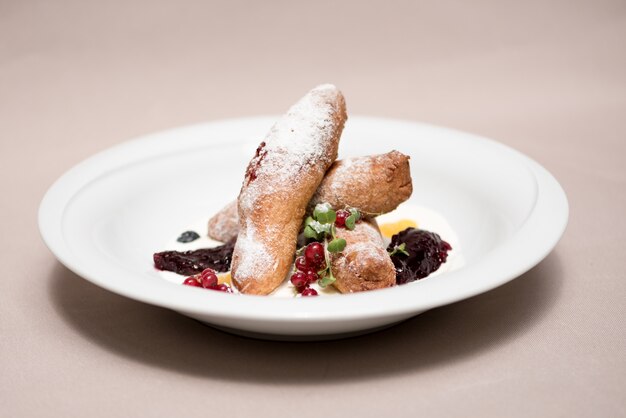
[38, 116, 570, 329]
[37, 116, 278, 275]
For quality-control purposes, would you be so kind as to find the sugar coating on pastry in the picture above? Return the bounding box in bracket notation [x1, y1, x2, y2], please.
[207, 151, 412, 243]
[331, 218, 396, 293]
[240, 83, 342, 206]
[232, 84, 347, 294]
[313, 150, 412, 215]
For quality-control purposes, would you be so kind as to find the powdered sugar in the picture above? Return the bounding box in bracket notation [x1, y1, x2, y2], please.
[233, 85, 346, 291]
[232, 224, 274, 280]
[342, 242, 384, 261]
[335, 219, 387, 263]
[328, 157, 372, 197]
[239, 84, 343, 213]
[360, 220, 386, 244]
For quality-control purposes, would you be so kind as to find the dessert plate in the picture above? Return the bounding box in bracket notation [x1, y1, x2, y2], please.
[39, 117, 568, 340]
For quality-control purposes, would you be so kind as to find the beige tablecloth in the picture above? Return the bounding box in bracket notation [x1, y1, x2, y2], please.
[2, 1, 625, 416]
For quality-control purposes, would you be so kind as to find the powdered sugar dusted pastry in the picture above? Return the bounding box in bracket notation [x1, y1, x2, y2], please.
[331, 218, 396, 293]
[231, 85, 347, 295]
[310, 150, 412, 215]
[207, 151, 412, 242]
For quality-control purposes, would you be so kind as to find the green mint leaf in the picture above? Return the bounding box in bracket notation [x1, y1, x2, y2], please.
[313, 203, 336, 224]
[327, 238, 347, 253]
[389, 242, 410, 257]
[309, 220, 332, 235]
[345, 213, 358, 230]
[303, 216, 315, 232]
[348, 208, 361, 221]
[313, 203, 332, 219]
[304, 225, 320, 240]
[318, 270, 336, 288]
[304, 216, 331, 237]
[397, 242, 410, 256]
[317, 209, 336, 225]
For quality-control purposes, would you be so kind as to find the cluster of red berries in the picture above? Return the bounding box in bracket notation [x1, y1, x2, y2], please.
[182, 268, 232, 292]
[290, 242, 326, 296]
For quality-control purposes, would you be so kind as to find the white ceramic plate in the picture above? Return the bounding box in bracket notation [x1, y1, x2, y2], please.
[39, 117, 568, 340]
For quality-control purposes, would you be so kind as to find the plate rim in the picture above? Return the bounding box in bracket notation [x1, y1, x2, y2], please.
[38, 116, 569, 324]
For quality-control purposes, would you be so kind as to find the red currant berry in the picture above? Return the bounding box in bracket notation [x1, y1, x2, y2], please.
[304, 242, 325, 268]
[200, 269, 218, 289]
[295, 256, 310, 272]
[301, 287, 318, 297]
[335, 209, 350, 228]
[290, 272, 308, 292]
[306, 270, 318, 285]
[213, 283, 232, 293]
[183, 277, 201, 287]
[200, 268, 216, 277]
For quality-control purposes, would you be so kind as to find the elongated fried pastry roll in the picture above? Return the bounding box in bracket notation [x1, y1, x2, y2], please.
[231, 85, 347, 295]
[330, 218, 396, 293]
[208, 151, 412, 242]
[309, 150, 412, 215]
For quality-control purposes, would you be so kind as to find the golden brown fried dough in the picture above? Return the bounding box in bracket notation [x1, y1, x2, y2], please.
[231, 85, 347, 295]
[331, 218, 396, 293]
[207, 200, 238, 243]
[208, 151, 412, 242]
[310, 150, 412, 215]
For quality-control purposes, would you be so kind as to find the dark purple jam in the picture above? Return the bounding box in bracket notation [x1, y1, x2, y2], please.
[176, 230, 200, 243]
[154, 239, 235, 276]
[245, 141, 267, 183]
[387, 228, 452, 285]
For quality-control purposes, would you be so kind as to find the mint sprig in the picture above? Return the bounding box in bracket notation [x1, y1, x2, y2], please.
[327, 238, 346, 253]
[304, 203, 359, 288]
[318, 269, 336, 287]
[344, 208, 360, 230]
[303, 217, 319, 240]
[388, 242, 410, 257]
[301, 202, 365, 291]
[303, 216, 333, 240]
[313, 203, 336, 225]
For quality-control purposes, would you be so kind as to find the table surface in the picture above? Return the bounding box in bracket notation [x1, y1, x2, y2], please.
[2, 1, 625, 416]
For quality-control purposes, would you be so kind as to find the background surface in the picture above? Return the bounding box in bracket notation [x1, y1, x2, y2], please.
[2, 1, 625, 416]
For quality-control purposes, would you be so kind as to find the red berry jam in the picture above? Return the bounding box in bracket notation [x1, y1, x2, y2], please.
[154, 239, 235, 276]
[245, 141, 267, 183]
[387, 228, 452, 284]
